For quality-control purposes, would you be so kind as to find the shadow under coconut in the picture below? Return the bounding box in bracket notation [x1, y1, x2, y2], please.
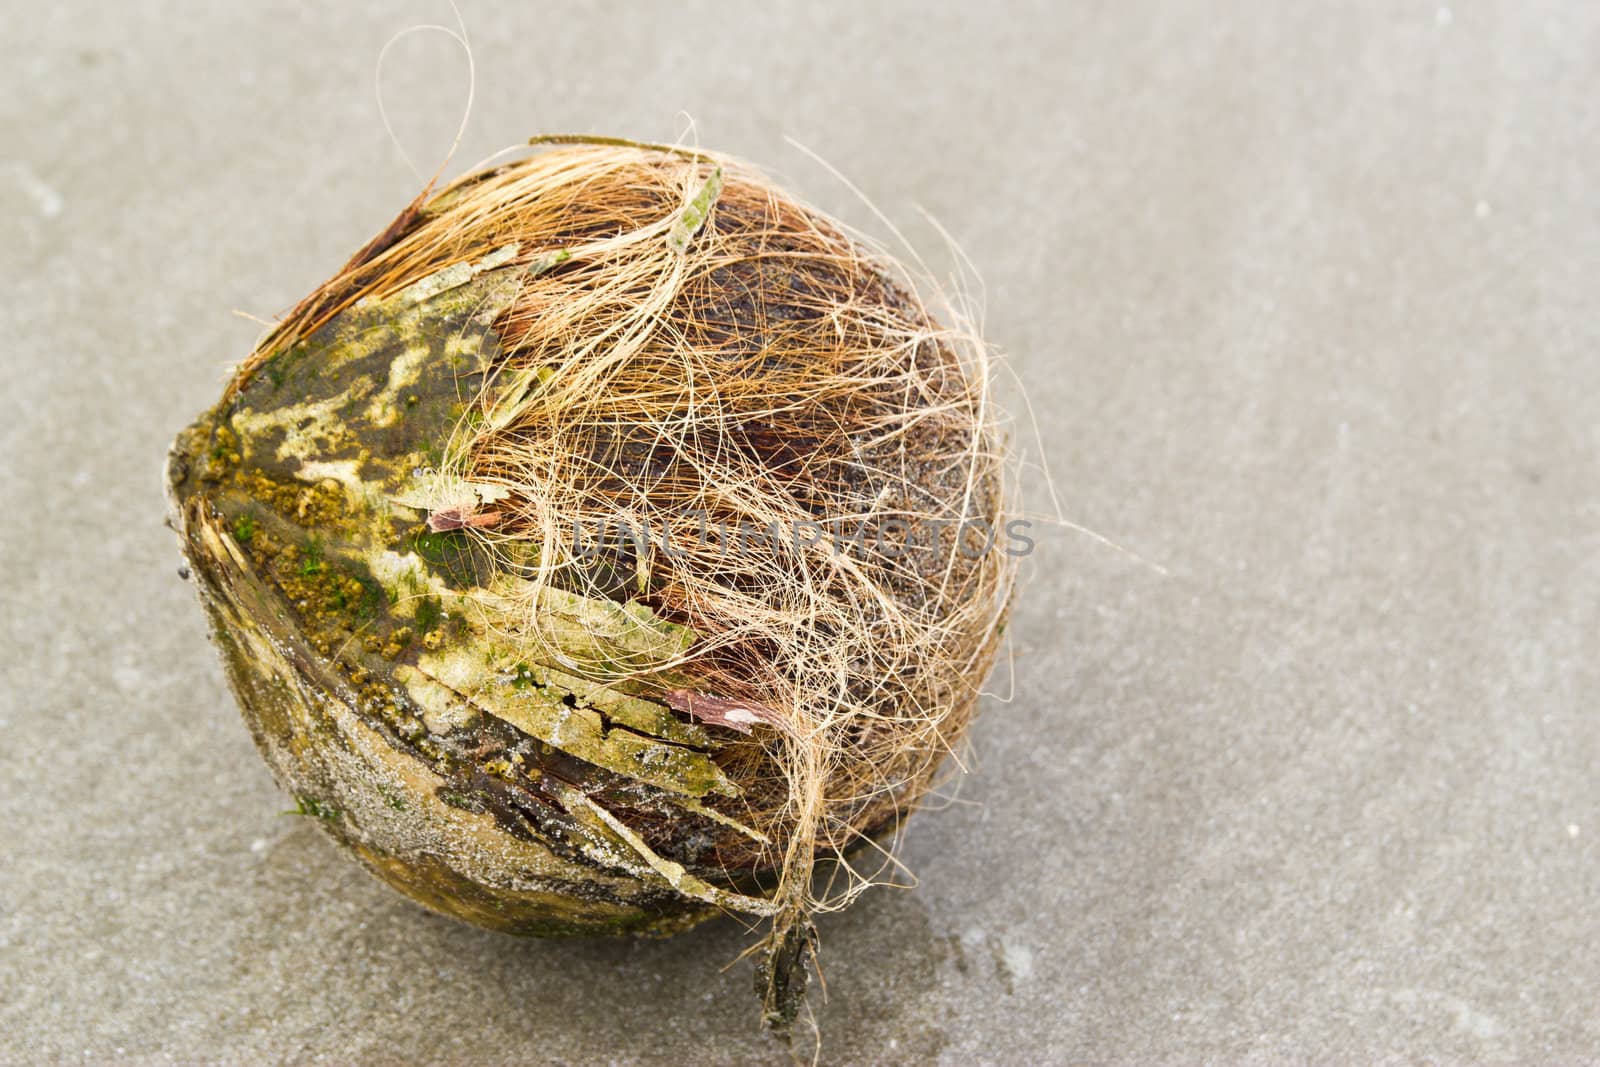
[223, 822, 957, 1064]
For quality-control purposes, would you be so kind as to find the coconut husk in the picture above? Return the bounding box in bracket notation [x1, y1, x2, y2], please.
[167, 137, 1015, 1031]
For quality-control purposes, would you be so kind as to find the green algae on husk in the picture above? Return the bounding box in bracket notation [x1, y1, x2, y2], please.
[167, 139, 1015, 1034]
[168, 261, 744, 935]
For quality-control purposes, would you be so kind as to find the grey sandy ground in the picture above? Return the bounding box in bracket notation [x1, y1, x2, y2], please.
[1, 2, 1596, 1063]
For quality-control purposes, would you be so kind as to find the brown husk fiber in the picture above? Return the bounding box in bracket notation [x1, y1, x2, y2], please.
[238, 137, 1015, 1026]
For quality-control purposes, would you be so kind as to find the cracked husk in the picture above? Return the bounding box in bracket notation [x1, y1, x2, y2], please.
[167, 138, 1015, 1031]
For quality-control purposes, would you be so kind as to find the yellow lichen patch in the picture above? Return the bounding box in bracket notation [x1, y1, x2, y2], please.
[202, 424, 242, 480]
[524, 661, 709, 747]
[529, 586, 697, 676]
[393, 242, 520, 308]
[392, 665, 480, 736]
[414, 643, 736, 798]
[293, 459, 370, 502]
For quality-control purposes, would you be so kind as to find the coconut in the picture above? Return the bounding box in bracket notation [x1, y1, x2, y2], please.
[166, 137, 1015, 1029]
